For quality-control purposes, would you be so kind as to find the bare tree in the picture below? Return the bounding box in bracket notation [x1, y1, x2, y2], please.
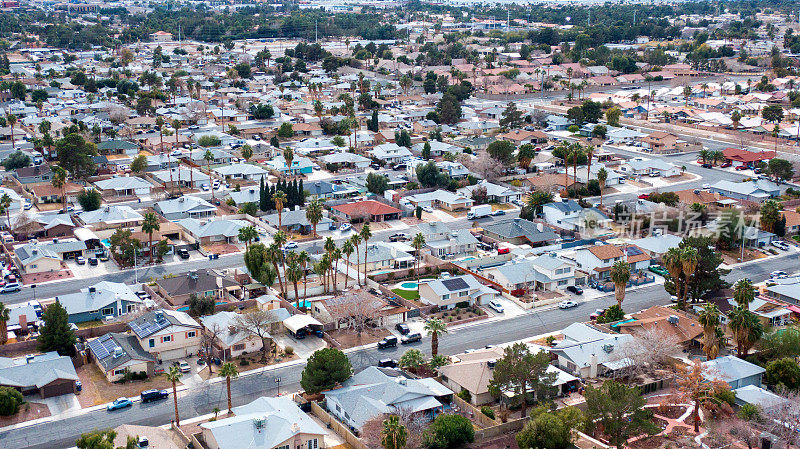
[613, 327, 681, 378]
[360, 408, 428, 449]
[762, 388, 800, 448]
[460, 151, 503, 181]
[706, 419, 760, 449]
[108, 106, 130, 126]
[12, 212, 41, 239]
[184, 101, 208, 125]
[200, 323, 224, 373]
[325, 290, 384, 341]
[233, 309, 278, 361]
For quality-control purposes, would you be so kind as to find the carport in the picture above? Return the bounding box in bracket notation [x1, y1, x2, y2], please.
[283, 314, 323, 338]
[74, 227, 101, 250]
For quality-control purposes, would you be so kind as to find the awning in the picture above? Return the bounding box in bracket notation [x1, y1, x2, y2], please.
[283, 314, 323, 333]
[73, 227, 99, 242]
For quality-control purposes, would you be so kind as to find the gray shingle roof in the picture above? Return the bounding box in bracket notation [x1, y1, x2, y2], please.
[87, 333, 155, 372]
[483, 218, 559, 244]
[0, 352, 78, 389]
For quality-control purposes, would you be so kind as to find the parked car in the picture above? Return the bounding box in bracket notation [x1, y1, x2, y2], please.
[283, 242, 298, 251]
[771, 241, 790, 251]
[140, 389, 169, 403]
[770, 270, 788, 278]
[590, 308, 606, 321]
[566, 285, 583, 295]
[389, 233, 409, 242]
[339, 223, 352, 232]
[88, 257, 98, 266]
[107, 398, 133, 411]
[378, 359, 398, 368]
[637, 194, 649, 200]
[395, 323, 411, 335]
[0, 283, 21, 294]
[487, 300, 504, 313]
[377, 336, 398, 349]
[720, 162, 732, 168]
[177, 360, 191, 373]
[497, 247, 510, 255]
[201, 184, 210, 191]
[735, 165, 748, 170]
[423, 206, 434, 213]
[401, 333, 422, 344]
[492, 210, 506, 216]
[649, 264, 669, 277]
[701, 163, 713, 168]
[76, 256, 86, 265]
[559, 300, 578, 309]
[177, 248, 190, 259]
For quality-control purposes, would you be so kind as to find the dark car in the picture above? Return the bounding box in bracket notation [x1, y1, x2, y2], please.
[378, 359, 398, 368]
[140, 389, 169, 403]
[377, 336, 398, 349]
[88, 257, 98, 266]
[701, 163, 713, 168]
[566, 285, 583, 295]
[177, 249, 190, 259]
[395, 323, 411, 335]
[401, 333, 422, 345]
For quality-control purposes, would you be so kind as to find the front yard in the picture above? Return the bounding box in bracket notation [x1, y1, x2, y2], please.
[326, 328, 390, 349]
[77, 364, 180, 406]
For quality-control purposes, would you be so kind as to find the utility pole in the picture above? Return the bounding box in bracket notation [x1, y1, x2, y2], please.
[507, 9, 510, 31]
[315, 21, 318, 44]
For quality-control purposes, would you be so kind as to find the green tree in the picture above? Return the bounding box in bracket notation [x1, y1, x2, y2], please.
[237, 225, 258, 249]
[75, 429, 118, 449]
[733, 278, 756, 308]
[728, 306, 764, 357]
[141, 212, 160, 264]
[767, 158, 794, 181]
[605, 107, 622, 127]
[436, 92, 461, 125]
[2, 151, 31, 170]
[198, 135, 221, 147]
[130, 154, 147, 174]
[516, 406, 585, 449]
[277, 122, 294, 138]
[305, 197, 324, 238]
[399, 348, 425, 370]
[366, 172, 389, 194]
[698, 304, 721, 360]
[758, 326, 800, 359]
[219, 362, 239, 412]
[762, 104, 784, 123]
[486, 140, 516, 166]
[760, 200, 782, 233]
[381, 415, 408, 449]
[0, 303, 9, 345]
[301, 348, 352, 394]
[585, 381, 659, 449]
[50, 165, 67, 211]
[77, 189, 101, 211]
[38, 302, 77, 356]
[421, 141, 431, 160]
[424, 414, 474, 449]
[499, 102, 523, 130]
[0, 387, 23, 417]
[488, 342, 556, 417]
[424, 318, 447, 357]
[240, 144, 253, 162]
[56, 133, 97, 180]
[610, 261, 630, 309]
[765, 357, 800, 390]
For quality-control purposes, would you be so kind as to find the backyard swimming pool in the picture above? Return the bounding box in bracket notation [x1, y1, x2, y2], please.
[400, 282, 418, 289]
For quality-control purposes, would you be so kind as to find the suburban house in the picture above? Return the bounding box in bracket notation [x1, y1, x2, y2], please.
[154, 196, 217, 220]
[319, 152, 371, 170]
[721, 147, 775, 168]
[266, 155, 315, 176]
[436, 161, 471, 180]
[87, 332, 156, 382]
[438, 346, 579, 406]
[310, 291, 409, 330]
[0, 352, 79, 398]
[77, 205, 144, 230]
[94, 176, 154, 197]
[417, 222, 478, 259]
[213, 163, 268, 181]
[304, 180, 358, 199]
[482, 218, 559, 246]
[458, 180, 521, 204]
[620, 158, 681, 177]
[331, 200, 401, 223]
[708, 179, 779, 202]
[418, 274, 498, 309]
[550, 323, 634, 379]
[542, 200, 611, 233]
[630, 234, 683, 258]
[13, 165, 52, 184]
[96, 139, 139, 156]
[151, 268, 241, 307]
[482, 254, 577, 294]
[227, 186, 261, 206]
[574, 244, 626, 280]
[344, 242, 415, 272]
[264, 208, 333, 234]
[151, 167, 210, 190]
[615, 306, 702, 348]
[696, 296, 793, 329]
[128, 309, 202, 362]
[411, 140, 461, 157]
[199, 396, 328, 449]
[53, 281, 143, 324]
[703, 355, 765, 389]
[13, 242, 62, 274]
[323, 366, 453, 429]
[176, 218, 249, 245]
[368, 143, 413, 164]
[403, 189, 473, 211]
[199, 311, 264, 359]
[638, 131, 700, 154]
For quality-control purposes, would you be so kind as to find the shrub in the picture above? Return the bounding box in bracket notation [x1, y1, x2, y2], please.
[738, 403, 760, 421]
[457, 388, 472, 403]
[714, 389, 736, 406]
[481, 406, 495, 420]
[424, 414, 475, 449]
[0, 387, 24, 416]
[239, 359, 250, 366]
[284, 346, 295, 355]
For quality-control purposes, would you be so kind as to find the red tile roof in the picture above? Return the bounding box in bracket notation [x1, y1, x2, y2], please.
[722, 148, 776, 163]
[332, 200, 401, 217]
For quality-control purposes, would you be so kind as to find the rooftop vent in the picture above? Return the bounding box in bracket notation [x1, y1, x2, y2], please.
[667, 315, 679, 325]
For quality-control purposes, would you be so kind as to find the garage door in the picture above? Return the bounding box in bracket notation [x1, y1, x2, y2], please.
[40, 380, 75, 398]
[158, 348, 189, 361]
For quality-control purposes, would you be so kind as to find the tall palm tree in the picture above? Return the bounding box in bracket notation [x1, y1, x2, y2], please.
[332, 247, 342, 291]
[283, 148, 294, 179]
[298, 251, 310, 299]
[305, 197, 323, 238]
[218, 362, 239, 413]
[273, 191, 287, 229]
[341, 240, 354, 289]
[585, 145, 594, 181]
[360, 223, 372, 283]
[570, 143, 582, 191]
[381, 415, 408, 449]
[0, 303, 9, 345]
[679, 247, 699, 306]
[272, 231, 289, 296]
[424, 318, 448, 357]
[237, 225, 258, 249]
[285, 252, 302, 306]
[412, 233, 426, 287]
[267, 242, 285, 297]
[204, 150, 215, 202]
[324, 237, 336, 291]
[141, 212, 160, 264]
[610, 260, 630, 309]
[597, 168, 608, 207]
[51, 166, 67, 212]
[166, 366, 183, 426]
[350, 234, 362, 286]
[728, 306, 763, 358]
[6, 114, 16, 150]
[698, 304, 721, 360]
[732, 278, 755, 308]
[0, 194, 12, 230]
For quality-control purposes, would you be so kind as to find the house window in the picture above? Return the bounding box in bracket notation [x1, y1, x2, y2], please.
[442, 294, 450, 300]
[558, 280, 568, 286]
[101, 307, 114, 316]
[162, 335, 172, 343]
[459, 291, 468, 297]
[113, 369, 125, 376]
[186, 331, 196, 338]
[335, 404, 341, 412]
[234, 344, 245, 351]
[148, 339, 155, 348]
[127, 304, 136, 313]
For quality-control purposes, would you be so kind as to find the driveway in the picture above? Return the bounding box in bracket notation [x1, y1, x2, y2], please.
[272, 334, 326, 359]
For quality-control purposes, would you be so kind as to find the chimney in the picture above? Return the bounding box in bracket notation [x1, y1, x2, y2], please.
[18, 314, 27, 334]
[537, 223, 543, 232]
[589, 354, 599, 378]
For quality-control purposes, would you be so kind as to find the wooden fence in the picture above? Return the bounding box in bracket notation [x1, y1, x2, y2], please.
[309, 401, 370, 449]
[452, 394, 500, 428]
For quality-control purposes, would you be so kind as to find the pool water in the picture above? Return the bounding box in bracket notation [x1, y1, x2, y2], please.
[400, 282, 418, 289]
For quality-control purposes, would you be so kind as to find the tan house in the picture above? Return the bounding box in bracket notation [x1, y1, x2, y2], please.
[151, 268, 242, 307]
[128, 309, 202, 362]
[199, 311, 264, 359]
[87, 332, 156, 382]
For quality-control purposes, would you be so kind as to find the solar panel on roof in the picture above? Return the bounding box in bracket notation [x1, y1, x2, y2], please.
[88, 334, 112, 360]
[625, 247, 643, 256]
[442, 277, 469, 291]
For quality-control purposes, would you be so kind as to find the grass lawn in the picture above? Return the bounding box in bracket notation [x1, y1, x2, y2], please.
[392, 289, 420, 301]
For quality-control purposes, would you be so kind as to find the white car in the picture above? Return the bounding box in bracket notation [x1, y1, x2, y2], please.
[423, 206, 434, 213]
[770, 270, 788, 278]
[177, 360, 191, 373]
[201, 184, 210, 191]
[771, 241, 790, 251]
[340, 223, 352, 232]
[487, 300, 504, 313]
[283, 242, 298, 251]
[558, 300, 578, 309]
[171, 150, 182, 157]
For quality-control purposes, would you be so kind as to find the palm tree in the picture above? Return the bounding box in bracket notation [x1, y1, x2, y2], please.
[424, 318, 448, 357]
[267, 243, 285, 297]
[238, 225, 258, 249]
[218, 362, 239, 413]
[360, 223, 372, 282]
[412, 233, 425, 286]
[683, 85, 692, 106]
[298, 251, 310, 299]
[51, 165, 67, 212]
[381, 415, 408, 449]
[6, 114, 16, 150]
[272, 231, 289, 296]
[732, 278, 755, 308]
[728, 306, 763, 357]
[204, 150, 215, 202]
[699, 149, 710, 165]
[0, 194, 12, 230]
[350, 234, 362, 286]
[585, 145, 594, 181]
[663, 247, 686, 309]
[341, 240, 354, 289]
[570, 143, 582, 191]
[698, 304, 721, 360]
[701, 83, 709, 98]
[305, 197, 323, 238]
[166, 366, 183, 426]
[324, 237, 336, 291]
[141, 212, 160, 264]
[610, 260, 630, 309]
[597, 168, 608, 207]
[273, 191, 287, 229]
[0, 303, 9, 345]
[283, 148, 295, 179]
[286, 253, 303, 306]
[679, 247, 699, 306]
[331, 247, 342, 291]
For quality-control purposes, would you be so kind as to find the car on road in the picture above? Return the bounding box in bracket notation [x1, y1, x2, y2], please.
[492, 210, 506, 216]
[377, 336, 398, 349]
[177, 248, 190, 259]
[559, 300, 578, 309]
[701, 163, 713, 168]
[283, 242, 298, 251]
[670, 295, 678, 303]
[107, 398, 133, 411]
[395, 323, 411, 335]
[339, 223, 352, 232]
[735, 165, 748, 170]
[99, 253, 109, 262]
[566, 285, 583, 295]
[401, 333, 422, 344]
[487, 299, 504, 313]
[76, 256, 86, 265]
[771, 241, 790, 251]
[770, 270, 788, 278]
[649, 264, 669, 277]
[589, 308, 606, 321]
[0, 283, 21, 294]
[389, 233, 409, 242]
[378, 359, 398, 368]
[201, 184, 210, 191]
[638, 194, 649, 199]
[176, 360, 191, 373]
[23, 200, 31, 210]
[720, 162, 732, 168]
[140, 389, 169, 403]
